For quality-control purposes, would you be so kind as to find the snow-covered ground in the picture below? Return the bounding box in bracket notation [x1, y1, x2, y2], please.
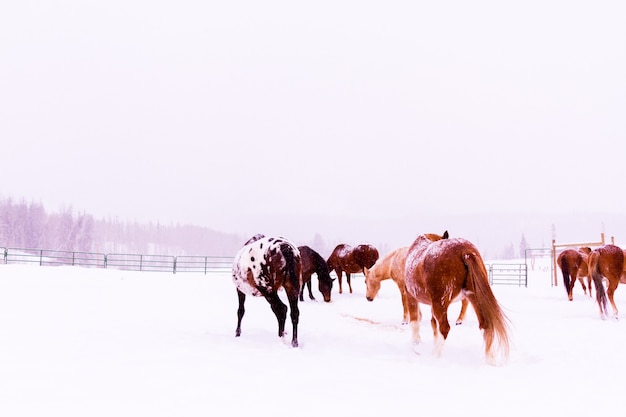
[0, 256, 624, 416]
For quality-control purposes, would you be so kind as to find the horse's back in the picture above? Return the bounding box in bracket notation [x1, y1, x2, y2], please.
[594, 244, 624, 277]
[233, 235, 302, 296]
[354, 244, 379, 269]
[299, 245, 328, 274]
[298, 245, 315, 275]
[406, 237, 478, 303]
[558, 249, 583, 270]
[423, 238, 484, 284]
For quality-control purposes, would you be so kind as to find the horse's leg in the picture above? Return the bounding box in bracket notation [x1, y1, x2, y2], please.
[336, 270, 344, 294]
[299, 274, 314, 301]
[406, 294, 422, 347]
[431, 303, 451, 358]
[298, 275, 311, 301]
[307, 279, 315, 300]
[455, 299, 470, 325]
[607, 279, 620, 319]
[568, 266, 580, 300]
[285, 289, 301, 347]
[346, 272, 352, 293]
[264, 292, 288, 339]
[235, 290, 246, 337]
[587, 276, 593, 298]
[395, 280, 409, 325]
[578, 277, 588, 296]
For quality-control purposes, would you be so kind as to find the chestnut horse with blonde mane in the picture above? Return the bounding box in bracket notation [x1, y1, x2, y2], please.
[327, 244, 379, 294]
[557, 247, 592, 301]
[364, 246, 470, 325]
[588, 244, 625, 320]
[404, 231, 510, 365]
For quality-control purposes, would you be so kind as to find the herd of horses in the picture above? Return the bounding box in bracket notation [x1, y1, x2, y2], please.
[557, 244, 626, 320]
[232, 231, 626, 365]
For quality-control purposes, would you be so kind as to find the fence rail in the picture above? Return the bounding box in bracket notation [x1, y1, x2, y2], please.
[488, 263, 528, 287]
[1, 247, 234, 274]
[0, 246, 528, 285]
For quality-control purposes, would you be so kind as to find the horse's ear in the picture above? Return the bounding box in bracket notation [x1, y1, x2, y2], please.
[443, 230, 449, 239]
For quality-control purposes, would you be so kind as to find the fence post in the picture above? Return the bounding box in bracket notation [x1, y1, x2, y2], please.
[173, 257, 177, 274]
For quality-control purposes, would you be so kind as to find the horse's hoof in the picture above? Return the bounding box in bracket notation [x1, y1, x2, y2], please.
[291, 340, 299, 348]
[455, 320, 463, 325]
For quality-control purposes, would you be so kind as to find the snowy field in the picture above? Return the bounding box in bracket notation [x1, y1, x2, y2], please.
[1, 257, 625, 417]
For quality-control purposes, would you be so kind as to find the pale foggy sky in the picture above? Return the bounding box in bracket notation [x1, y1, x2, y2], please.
[1, 1, 625, 254]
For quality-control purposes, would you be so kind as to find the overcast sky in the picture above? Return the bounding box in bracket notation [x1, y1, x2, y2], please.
[1, 1, 625, 252]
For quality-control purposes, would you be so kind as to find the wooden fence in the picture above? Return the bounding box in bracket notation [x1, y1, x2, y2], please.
[0, 246, 527, 285]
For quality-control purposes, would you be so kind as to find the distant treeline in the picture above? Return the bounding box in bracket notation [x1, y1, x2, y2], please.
[0, 198, 244, 256]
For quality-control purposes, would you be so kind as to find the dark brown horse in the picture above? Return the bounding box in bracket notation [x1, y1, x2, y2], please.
[588, 244, 625, 320]
[232, 234, 302, 347]
[404, 231, 510, 365]
[557, 247, 592, 301]
[298, 245, 334, 302]
[327, 243, 379, 294]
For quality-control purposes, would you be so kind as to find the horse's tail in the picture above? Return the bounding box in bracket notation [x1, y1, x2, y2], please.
[588, 251, 608, 318]
[559, 256, 571, 295]
[464, 252, 511, 365]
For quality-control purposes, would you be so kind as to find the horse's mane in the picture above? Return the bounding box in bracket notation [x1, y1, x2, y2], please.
[243, 233, 266, 246]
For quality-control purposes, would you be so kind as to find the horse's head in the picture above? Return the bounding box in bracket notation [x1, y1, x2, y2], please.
[364, 266, 381, 302]
[318, 272, 334, 303]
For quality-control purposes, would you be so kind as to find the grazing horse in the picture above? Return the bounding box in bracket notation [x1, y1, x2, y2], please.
[557, 247, 592, 301]
[364, 246, 471, 325]
[404, 231, 510, 365]
[298, 245, 334, 302]
[327, 244, 379, 294]
[232, 234, 302, 347]
[588, 244, 625, 320]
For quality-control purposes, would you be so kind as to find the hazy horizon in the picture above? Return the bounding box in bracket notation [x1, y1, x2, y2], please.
[2, 1, 624, 258]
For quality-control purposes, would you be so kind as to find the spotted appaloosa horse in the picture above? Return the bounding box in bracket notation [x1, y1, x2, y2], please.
[404, 231, 510, 365]
[298, 245, 334, 302]
[588, 244, 625, 320]
[232, 234, 302, 347]
[327, 244, 379, 294]
[557, 247, 592, 301]
[365, 246, 471, 325]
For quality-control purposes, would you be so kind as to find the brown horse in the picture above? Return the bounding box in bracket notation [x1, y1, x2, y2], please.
[327, 244, 379, 294]
[298, 245, 334, 303]
[557, 247, 592, 301]
[364, 246, 471, 325]
[232, 234, 302, 347]
[588, 244, 625, 320]
[404, 231, 510, 365]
